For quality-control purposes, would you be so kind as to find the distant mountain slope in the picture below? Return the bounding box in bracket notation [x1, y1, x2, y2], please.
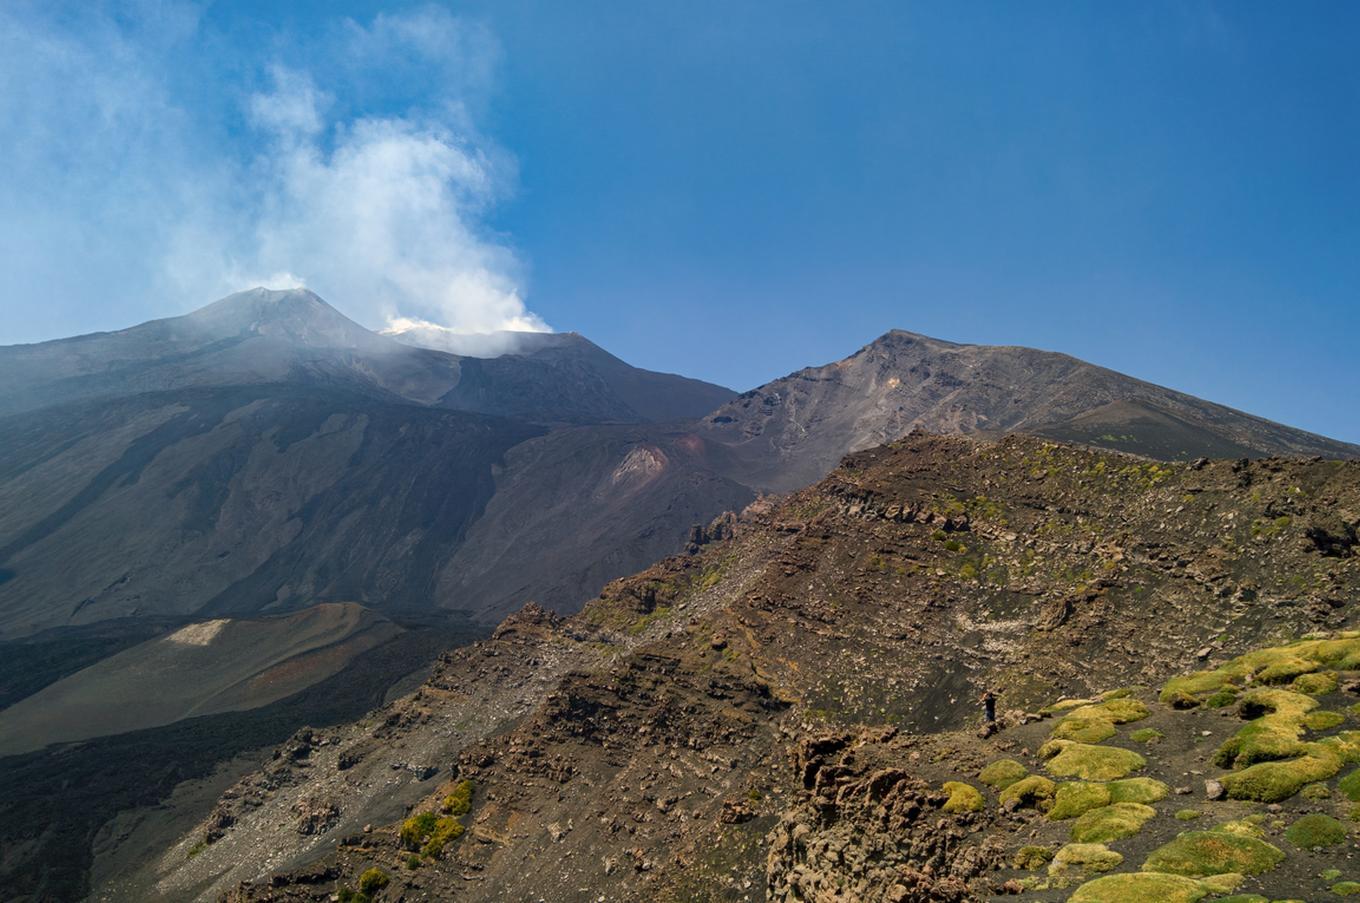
[395, 329, 736, 424]
[0, 290, 742, 640]
[436, 424, 754, 621]
[0, 385, 541, 639]
[1, 296, 1354, 643]
[701, 330, 1359, 491]
[0, 603, 399, 756]
[0, 289, 465, 416]
[0, 289, 736, 425]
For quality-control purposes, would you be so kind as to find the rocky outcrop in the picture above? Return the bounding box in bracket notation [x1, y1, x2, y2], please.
[687, 510, 739, 553]
[767, 731, 1008, 902]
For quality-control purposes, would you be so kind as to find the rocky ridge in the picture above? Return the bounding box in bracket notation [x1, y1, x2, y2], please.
[121, 433, 1360, 901]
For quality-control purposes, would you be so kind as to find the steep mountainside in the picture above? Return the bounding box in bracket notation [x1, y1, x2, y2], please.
[2, 295, 1354, 644]
[124, 434, 1360, 902]
[434, 424, 754, 620]
[0, 385, 541, 639]
[701, 330, 1359, 491]
[0, 289, 464, 416]
[397, 330, 736, 424]
[0, 290, 744, 640]
[1, 615, 479, 903]
[0, 289, 735, 425]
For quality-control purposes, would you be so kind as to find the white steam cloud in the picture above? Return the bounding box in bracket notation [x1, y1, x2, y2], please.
[236, 63, 546, 335]
[0, 3, 547, 342]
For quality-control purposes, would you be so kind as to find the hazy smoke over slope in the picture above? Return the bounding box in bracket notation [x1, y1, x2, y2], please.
[0, 3, 548, 341]
[381, 317, 545, 357]
[235, 59, 548, 336]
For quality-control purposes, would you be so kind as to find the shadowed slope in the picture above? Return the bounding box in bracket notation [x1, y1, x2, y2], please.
[0, 386, 540, 638]
[403, 329, 737, 424]
[0, 603, 400, 756]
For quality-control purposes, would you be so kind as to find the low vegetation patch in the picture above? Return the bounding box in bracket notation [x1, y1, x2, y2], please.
[1049, 778, 1167, 820]
[1302, 781, 1332, 800]
[1039, 740, 1145, 781]
[1294, 671, 1340, 696]
[441, 779, 473, 816]
[1284, 813, 1347, 848]
[1048, 842, 1123, 875]
[999, 775, 1056, 811]
[1108, 777, 1169, 804]
[400, 810, 465, 859]
[1012, 845, 1055, 870]
[1049, 781, 1110, 820]
[1213, 687, 1315, 769]
[627, 604, 673, 635]
[400, 811, 439, 849]
[1305, 709, 1347, 731]
[1069, 872, 1216, 903]
[1142, 827, 1284, 877]
[1221, 734, 1360, 802]
[979, 758, 1028, 789]
[1204, 687, 1239, 708]
[1070, 801, 1156, 843]
[1051, 698, 1151, 743]
[1043, 696, 1099, 715]
[1341, 768, 1360, 801]
[358, 868, 389, 895]
[1159, 634, 1360, 708]
[337, 867, 390, 903]
[940, 781, 983, 813]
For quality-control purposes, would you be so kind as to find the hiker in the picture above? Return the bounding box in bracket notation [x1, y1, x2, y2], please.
[980, 689, 996, 724]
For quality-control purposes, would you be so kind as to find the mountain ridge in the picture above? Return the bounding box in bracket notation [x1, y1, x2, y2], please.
[2, 290, 1356, 641]
[126, 432, 1360, 902]
[0, 288, 737, 424]
[702, 328, 1359, 491]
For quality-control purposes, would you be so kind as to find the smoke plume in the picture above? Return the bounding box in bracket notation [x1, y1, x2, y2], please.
[0, 3, 548, 343]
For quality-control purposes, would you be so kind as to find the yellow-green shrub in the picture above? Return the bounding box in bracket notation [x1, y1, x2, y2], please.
[941, 781, 984, 813]
[1040, 740, 1144, 781]
[442, 779, 473, 816]
[979, 758, 1028, 789]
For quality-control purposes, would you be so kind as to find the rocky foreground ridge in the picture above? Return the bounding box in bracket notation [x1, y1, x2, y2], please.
[109, 433, 1360, 901]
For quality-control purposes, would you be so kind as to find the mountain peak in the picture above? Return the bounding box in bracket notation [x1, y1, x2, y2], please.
[702, 324, 1360, 492]
[226, 286, 322, 303]
[184, 287, 388, 351]
[876, 328, 966, 348]
[191, 286, 334, 322]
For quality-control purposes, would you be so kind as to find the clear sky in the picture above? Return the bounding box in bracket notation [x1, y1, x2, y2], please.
[2, 2, 1357, 442]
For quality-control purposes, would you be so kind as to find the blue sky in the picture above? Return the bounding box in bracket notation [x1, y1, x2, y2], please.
[2, 2, 1357, 442]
